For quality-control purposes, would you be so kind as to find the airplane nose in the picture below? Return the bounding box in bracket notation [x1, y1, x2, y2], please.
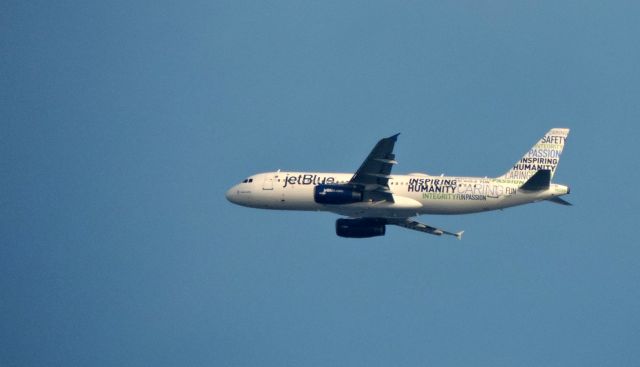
[225, 187, 237, 203]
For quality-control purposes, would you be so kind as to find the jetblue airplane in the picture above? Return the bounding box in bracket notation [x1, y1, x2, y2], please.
[225, 128, 571, 239]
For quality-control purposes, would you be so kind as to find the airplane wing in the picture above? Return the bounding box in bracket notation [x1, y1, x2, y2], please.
[349, 134, 399, 201]
[388, 218, 464, 239]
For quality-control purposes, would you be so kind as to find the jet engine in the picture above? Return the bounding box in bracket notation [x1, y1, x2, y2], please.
[335, 218, 386, 238]
[314, 184, 363, 205]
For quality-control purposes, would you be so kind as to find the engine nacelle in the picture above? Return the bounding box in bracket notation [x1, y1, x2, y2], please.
[335, 218, 386, 238]
[314, 184, 363, 205]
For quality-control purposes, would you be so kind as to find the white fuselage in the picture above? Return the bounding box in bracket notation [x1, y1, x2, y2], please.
[225, 171, 570, 218]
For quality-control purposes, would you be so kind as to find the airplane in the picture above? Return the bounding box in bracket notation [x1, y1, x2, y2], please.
[225, 128, 571, 239]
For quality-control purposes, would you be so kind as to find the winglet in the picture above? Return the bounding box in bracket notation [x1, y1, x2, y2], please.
[456, 231, 464, 240]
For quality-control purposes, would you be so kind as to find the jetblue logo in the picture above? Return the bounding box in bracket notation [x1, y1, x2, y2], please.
[283, 174, 336, 188]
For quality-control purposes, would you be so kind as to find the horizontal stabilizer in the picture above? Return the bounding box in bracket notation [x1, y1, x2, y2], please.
[520, 169, 551, 191]
[548, 196, 572, 206]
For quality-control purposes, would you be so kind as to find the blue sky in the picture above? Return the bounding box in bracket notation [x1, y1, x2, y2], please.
[2, 1, 640, 366]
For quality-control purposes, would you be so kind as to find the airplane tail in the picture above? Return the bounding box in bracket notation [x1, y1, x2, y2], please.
[499, 128, 570, 182]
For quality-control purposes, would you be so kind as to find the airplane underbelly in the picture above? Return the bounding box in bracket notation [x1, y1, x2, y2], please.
[326, 196, 422, 218]
[420, 196, 504, 214]
[279, 186, 321, 211]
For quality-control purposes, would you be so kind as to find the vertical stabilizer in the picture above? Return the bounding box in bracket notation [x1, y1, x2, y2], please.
[500, 128, 570, 181]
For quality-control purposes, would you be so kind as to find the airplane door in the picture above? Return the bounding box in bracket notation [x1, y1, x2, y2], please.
[262, 175, 274, 190]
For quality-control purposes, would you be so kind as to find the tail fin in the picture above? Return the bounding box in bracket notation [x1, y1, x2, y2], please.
[499, 128, 570, 181]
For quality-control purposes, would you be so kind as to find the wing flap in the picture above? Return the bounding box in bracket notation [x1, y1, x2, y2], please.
[374, 158, 398, 165]
[389, 218, 464, 239]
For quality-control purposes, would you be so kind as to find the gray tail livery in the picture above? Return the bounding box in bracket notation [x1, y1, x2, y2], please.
[500, 128, 570, 182]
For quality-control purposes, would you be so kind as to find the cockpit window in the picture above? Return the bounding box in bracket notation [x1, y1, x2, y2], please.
[241, 178, 254, 184]
[249, 178, 253, 182]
